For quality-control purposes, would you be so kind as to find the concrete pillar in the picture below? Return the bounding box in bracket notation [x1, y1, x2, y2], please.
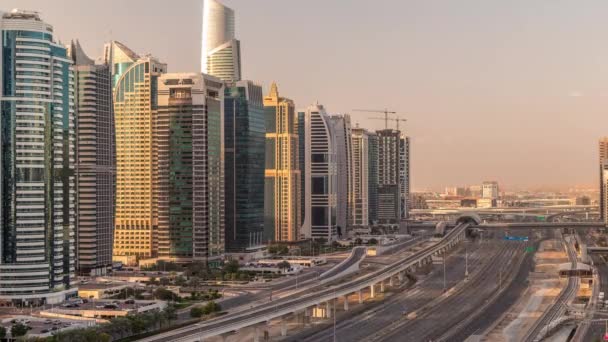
[343, 296, 349, 311]
[326, 301, 332, 318]
[358, 290, 364, 303]
[254, 326, 260, 342]
[281, 318, 287, 337]
[370, 284, 376, 298]
[398, 272, 404, 283]
[389, 276, 394, 287]
[380, 281, 385, 293]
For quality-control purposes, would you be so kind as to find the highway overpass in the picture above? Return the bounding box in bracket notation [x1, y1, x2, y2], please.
[140, 224, 470, 342]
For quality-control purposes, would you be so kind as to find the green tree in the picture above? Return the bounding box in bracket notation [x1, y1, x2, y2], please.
[190, 306, 204, 318]
[0, 326, 6, 340]
[11, 322, 28, 337]
[277, 260, 291, 271]
[223, 260, 240, 274]
[164, 304, 178, 324]
[368, 238, 378, 245]
[154, 288, 180, 302]
[354, 238, 363, 246]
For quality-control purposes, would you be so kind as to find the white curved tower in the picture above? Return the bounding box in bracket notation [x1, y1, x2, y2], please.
[202, 0, 241, 82]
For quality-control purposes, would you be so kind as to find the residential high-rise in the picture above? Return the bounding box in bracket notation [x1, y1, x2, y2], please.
[202, 0, 241, 83]
[68, 40, 115, 276]
[330, 114, 353, 235]
[224, 81, 265, 252]
[600, 138, 608, 223]
[351, 127, 370, 226]
[482, 181, 499, 199]
[301, 103, 338, 240]
[368, 133, 379, 224]
[156, 73, 225, 263]
[0, 10, 76, 304]
[105, 41, 167, 264]
[264, 83, 301, 242]
[377, 129, 401, 223]
[400, 136, 410, 219]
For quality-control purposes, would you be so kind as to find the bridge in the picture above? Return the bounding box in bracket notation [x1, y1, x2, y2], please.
[478, 222, 605, 230]
[140, 224, 470, 342]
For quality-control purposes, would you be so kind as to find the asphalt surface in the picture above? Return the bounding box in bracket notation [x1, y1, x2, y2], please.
[583, 253, 608, 341]
[376, 239, 527, 342]
[139, 228, 462, 342]
[284, 240, 486, 342]
[318, 246, 368, 281]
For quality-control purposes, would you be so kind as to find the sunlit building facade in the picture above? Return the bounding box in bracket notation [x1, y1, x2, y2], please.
[156, 73, 225, 263]
[105, 41, 167, 263]
[68, 40, 115, 276]
[400, 136, 410, 219]
[0, 10, 76, 304]
[600, 138, 608, 224]
[301, 103, 338, 240]
[202, 0, 241, 83]
[264, 83, 301, 242]
[351, 127, 369, 226]
[377, 129, 401, 223]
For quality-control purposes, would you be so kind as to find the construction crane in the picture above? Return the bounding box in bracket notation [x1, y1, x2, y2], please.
[370, 117, 407, 132]
[352, 109, 397, 129]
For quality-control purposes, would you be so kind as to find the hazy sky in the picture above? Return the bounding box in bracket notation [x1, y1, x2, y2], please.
[6, 0, 608, 191]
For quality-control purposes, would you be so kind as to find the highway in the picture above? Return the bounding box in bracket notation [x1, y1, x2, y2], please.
[374, 238, 528, 342]
[140, 224, 469, 342]
[286, 230, 531, 342]
[285, 239, 487, 342]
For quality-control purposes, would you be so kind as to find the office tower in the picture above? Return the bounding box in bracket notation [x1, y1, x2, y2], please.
[351, 127, 370, 226]
[264, 83, 301, 242]
[301, 103, 338, 240]
[106, 41, 167, 264]
[368, 133, 379, 224]
[377, 129, 401, 223]
[330, 114, 353, 235]
[156, 73, 225, 263]
[600, 138, 608, 223]
[0, 10, 76, 304]
[202, 0, 241, 83]
[482, 181, 499, 199]
[224, 81, 265, 252]
[68, 40, 115, 276]
[298, 111, 306, 229]
[400, 136, 410, 219]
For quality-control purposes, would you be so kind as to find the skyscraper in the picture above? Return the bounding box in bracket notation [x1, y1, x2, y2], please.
[482, 181, 499, 199]
[224, 81, 265, 252]
[202, 0, 241, 83]
[302, 103, 338, 240]
[600, 138, 608, 224]
[400, 135, 410, 219]
[368, 133, 379, 225]
[264, 83, 301, 242]
[377, 129, 401, 224]
[106, 41, 167, 264]
[330, 114, 353, 234]
[0, 10, 76, 304]
[156, 73, 225, 263]
[68, 40, 115, 276]
[351, 127, 370, 226]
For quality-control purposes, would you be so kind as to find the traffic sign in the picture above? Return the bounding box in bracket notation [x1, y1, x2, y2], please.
[525, 246, 535, 253]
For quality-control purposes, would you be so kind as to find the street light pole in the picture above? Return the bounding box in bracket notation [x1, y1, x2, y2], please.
[443, 255, 447, 292]
[465, 246, 469, 281]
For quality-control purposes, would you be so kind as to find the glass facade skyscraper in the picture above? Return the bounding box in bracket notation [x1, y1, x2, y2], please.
[351, 127, 369, 226]
[0, 10, 76, 304]
[156, 73, 225, 263]
[264, 83, 300, 242]
[105, 41, 167, 264]
[68, 40, 115, 276]
[330, 114, 353, 235]
[224, 81, 265, 252]
[202, 0, 241, 83]
[368, 133, 379, 224]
